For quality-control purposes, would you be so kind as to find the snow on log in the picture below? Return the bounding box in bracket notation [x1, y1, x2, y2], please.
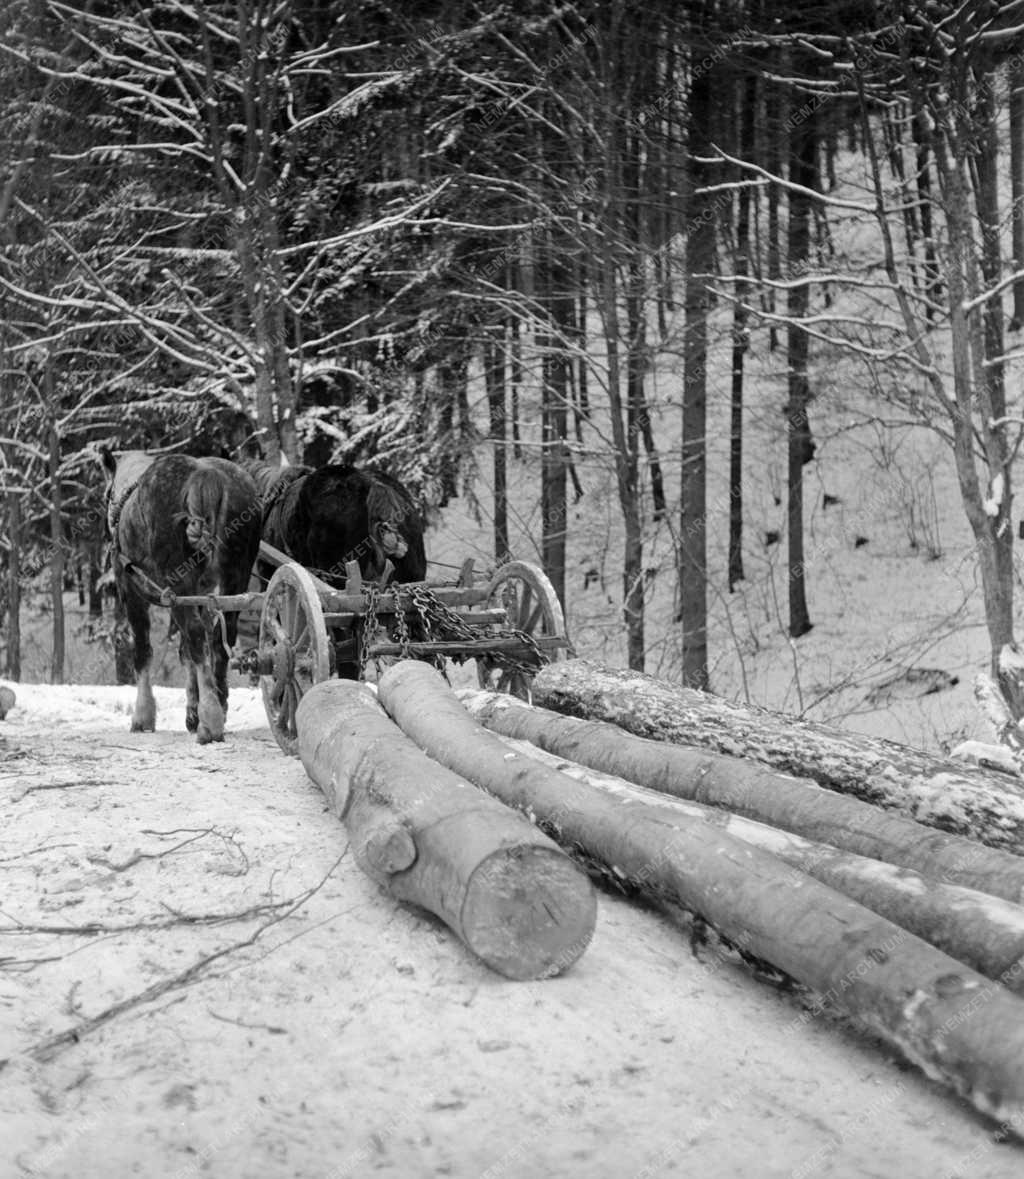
[379, 661, 1024, 1135]
[477, 721, 1024, 994]
[294, 680, 596, 981]
[458, 691, 1024, 904]
[533, 660, 1024, 856]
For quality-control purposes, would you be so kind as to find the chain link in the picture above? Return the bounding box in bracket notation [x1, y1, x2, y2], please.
[359, 582, 381, 680]
[351, 580, 553, 684]
[408, 583, 548, 680]
[393, 590, 412, 657]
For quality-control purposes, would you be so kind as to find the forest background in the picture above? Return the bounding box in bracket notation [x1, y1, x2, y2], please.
[4, 0, 1024, 755]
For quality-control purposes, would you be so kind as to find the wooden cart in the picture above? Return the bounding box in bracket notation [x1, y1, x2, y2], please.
[164, 541, 570, 755]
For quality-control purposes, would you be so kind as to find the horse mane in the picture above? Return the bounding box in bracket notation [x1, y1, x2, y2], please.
[242, 459, 312, 513]
[366, 475, 413, 525]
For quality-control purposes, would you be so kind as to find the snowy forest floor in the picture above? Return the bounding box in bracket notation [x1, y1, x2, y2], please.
[2, 682, 1023, 1179]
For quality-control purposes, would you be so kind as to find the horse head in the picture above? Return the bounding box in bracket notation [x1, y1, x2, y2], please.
[99, 448, 156, 536]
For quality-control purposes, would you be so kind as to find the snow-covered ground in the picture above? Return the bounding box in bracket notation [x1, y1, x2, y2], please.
[2, 681, 1022, 1178]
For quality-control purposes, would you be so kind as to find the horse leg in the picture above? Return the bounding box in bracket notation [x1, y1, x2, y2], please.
[212, 611, 231, 714]
[185, 663, 200, 732]
[125, 586, 156, 732]
[181, 609, 225, 744]
[174, 607, 200, 731]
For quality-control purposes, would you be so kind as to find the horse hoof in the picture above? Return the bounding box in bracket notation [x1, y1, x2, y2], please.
[130, 720, 155, 733]
[185, 710, 199, 732]
[196, 726, 224, 745]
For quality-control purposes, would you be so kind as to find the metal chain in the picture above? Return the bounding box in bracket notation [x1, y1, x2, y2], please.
[359, 582, 381, 680]
[406, 583, 548, 680]
[393, 590, 412, 657]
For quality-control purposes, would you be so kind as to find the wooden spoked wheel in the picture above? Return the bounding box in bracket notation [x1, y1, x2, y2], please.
[477, 560, 567, 701]
[260, 562, 331, 756]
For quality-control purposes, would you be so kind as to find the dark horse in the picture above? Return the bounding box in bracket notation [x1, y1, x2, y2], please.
[243, 461, 427, 588]
[101, 450, 262, 743]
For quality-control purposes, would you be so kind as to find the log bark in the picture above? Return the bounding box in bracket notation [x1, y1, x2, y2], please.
[477, 720, 1024, 994]
[294, 680, 596, 981]
[534, 660, 1024, 856]
[379, 660, 1024, 1136]
[458, 691, 1024, 903]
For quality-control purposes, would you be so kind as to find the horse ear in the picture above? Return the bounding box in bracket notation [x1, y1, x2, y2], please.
[99, 447, 118, 481]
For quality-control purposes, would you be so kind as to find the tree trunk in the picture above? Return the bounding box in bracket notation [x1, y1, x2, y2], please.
[532, 659, 1024, 855]
[936, 110, 1023, 718]
[622, 129, 666, 524]
[378, 664, 1024, 1138]
[476, 719, 1024, 993]
[729, 71, 756, 593]
[437, 360, 459, 505]
[595, 222, 645, 671]
[87, 539, 102, 619]
[509, 314, 522, 460]
[294, 679, 595, 981]
[5, 488, 21, 681]
[911, 99, 940, 320]
[485, 333, 509, 564]
[765, 74, 783, 352]
[48, 418, 65, 684]
[540, 239, 569, 609]
[1011, 62, 1024, 331]
[785, 94, 816, 639]
[680, 64, 714, 688]
[460, 689, 1024, 897]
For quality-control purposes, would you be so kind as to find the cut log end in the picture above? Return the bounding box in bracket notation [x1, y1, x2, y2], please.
[358, 814, 418, 876]
[462, 845, 597, 981]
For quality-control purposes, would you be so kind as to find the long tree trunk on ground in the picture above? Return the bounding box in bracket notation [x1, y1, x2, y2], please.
[531, 659, 1024, 855]
[729, 71, 756, 592]
[785, 94, 816, 639]
[378, 663, 1024, 1140]
[680, 62, 713, 687]
[485, 332, 509, 564]
[461, 689, 1024, 898]
[466, 715, 1024, 992]
[295, 679, 596, 980]
[1011, 62, 1024, 331]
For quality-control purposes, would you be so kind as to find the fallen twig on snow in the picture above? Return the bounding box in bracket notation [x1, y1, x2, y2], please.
[14, 852, 347, 1067]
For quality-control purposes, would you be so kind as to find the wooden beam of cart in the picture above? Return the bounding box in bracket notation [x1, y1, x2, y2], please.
[364, 636, 569, 657]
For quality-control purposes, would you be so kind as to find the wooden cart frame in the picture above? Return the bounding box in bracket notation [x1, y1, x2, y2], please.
[155, 541, 570, 755]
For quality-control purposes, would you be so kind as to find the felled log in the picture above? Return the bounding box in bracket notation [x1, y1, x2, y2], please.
[458, 691, 1024, 903]
[481, 722, 1024, 993]
[378, 661, 1024, 1136]
[294, 680, 596, 981]
[0, 685, 14, 720]
[534, 659, 1024, 855]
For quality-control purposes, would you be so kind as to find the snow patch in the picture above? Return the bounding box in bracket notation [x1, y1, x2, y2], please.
[949, 740, 1021, 776]
[983, 473, 1004, 517]
[999, 645, 1024, 673]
